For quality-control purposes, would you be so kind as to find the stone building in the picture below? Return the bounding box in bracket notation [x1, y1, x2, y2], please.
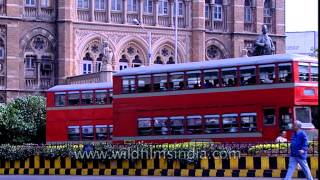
[0, 0, 285, 103]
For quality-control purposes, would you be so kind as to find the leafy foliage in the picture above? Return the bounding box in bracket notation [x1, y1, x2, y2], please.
[0, 96, 46, 144]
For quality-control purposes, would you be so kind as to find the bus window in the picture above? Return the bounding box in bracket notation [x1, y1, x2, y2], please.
[170, 116, 185, 135]
[221, 68, 237, 87]
[108, 125, 113, 138]
[95, 90, 107, 104]
[82, 125, 94, 140]
[311, 106, 318, 129]
[203, 69, 219, 88]
[68, 126, 80, 141]
[263, 108, 275, 125]
[240, 113, 257, 132]
[298, 63, 309, 81]
[137, 75, 151, 93]
[203, 115, 220, 133]
[154, 117, 169, 135]
[138, 118, 153, 136]
[108, 90, 113, 104]
[122, 76, 136, 93]
[186, 115, 202, 134]
[95, 125, 108, 140]
[153, 74, 168, 92]
[186, 71, 201, 89]
[170, 72, 185, 90]
[81, 91, 93, 105]
[68, 91, 80, 106]
[222, 114, 238, 133]
[311, 63, 318, 82]
[295, 107, 314, 128]
[240, 66, 256, 86]
[55, 92, 66, 106]
[278, 63, 292, 83]
[259, 64, 275, 84]
[279, 107, 292, 130]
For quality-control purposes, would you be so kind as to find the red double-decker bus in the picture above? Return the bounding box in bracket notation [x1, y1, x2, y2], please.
[46, 82, 113, 143]
[112, 54, 318, 143]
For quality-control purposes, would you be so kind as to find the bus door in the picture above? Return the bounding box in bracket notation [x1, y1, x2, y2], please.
[262, 108, 279, 141]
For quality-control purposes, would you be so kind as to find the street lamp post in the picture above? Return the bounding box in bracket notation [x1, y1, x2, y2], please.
[174, 0, 178, 64]
[133, 19, 152, 66]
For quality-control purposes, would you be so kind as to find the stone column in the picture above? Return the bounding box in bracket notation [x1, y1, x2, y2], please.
[89, 0, 94, 21]
[106, 0, 111, 23]
[57, 0, 75, 83]
[191, 0, 206, 61]
[123, 0, 128, 23]
[37, 57, 41, 88]
[210, 0, 215, 30]
[169, 0, 174, 27]
[139, 0, 144, 23]
[153, 0, 159, 26]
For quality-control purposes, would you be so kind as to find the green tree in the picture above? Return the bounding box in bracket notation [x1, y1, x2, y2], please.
[0, 96, 46, 144]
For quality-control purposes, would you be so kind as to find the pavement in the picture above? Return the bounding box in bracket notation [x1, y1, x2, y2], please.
[0, 176, 318, 180]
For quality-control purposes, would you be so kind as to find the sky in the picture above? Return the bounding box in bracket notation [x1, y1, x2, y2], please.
[286, 0, 318, 32]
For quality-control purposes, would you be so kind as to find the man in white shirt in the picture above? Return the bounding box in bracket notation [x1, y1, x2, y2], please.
[275, 131, 288, 143]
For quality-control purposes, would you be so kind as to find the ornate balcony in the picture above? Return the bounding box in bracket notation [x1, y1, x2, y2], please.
[143, 15, 154, 26]
[94, 11, 106, 22]
[159, 16, 169, 27]
[213, 21, 224, 31]
[25, 79, 37, 89]
[111, 12, 122, 24]
[23, 7, 37, 18]
[40, 78, 53, 89]
[77, 10, 89, 21]
[39, 7, 55, 20]
[127, 13, 138, 24]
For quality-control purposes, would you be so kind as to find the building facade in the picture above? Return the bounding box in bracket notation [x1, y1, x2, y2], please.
[0, 0, 285, 103]
[286, 31, 318, 56]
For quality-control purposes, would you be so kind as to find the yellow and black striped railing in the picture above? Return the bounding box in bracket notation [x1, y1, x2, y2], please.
[0, 156, 318, 178]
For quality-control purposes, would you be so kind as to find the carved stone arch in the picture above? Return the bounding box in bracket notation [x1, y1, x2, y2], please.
[77, 33, 116, 62]
[117, 41, 148, 67]
[205, 38, 230, 60]
[20, 27, 56, 58]
[152, 37, 186, 63]
[114, 35, 148, 64]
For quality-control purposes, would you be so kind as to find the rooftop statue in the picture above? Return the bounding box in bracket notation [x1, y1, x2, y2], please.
[101, 40, 113, 71]
[253, 24, 275, 56]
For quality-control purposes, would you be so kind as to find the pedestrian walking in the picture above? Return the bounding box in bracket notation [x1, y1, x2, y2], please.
[284, 121, 313, 180]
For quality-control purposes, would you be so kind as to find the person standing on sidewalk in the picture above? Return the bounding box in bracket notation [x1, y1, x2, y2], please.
[284, 121, 313, 180]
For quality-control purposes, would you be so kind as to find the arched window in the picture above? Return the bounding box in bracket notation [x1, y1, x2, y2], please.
[119, 54, 129, 70]
[154, 56, 163, 64]
[214, 0, 223, 21]
[83, 52, 93, 74]
[206, 45, 224, 60]
[167, 57, 175, 64]
[244, 0, 252, 23]
[264, 0, 272, 32]
[132, 55, 142, 67]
